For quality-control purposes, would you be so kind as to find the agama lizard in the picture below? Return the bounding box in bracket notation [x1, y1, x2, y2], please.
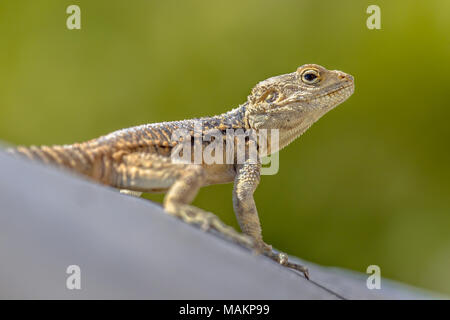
[7, 64, 354, 279]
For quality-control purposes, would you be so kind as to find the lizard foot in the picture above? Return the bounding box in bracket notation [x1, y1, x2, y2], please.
[262, 248, 310, 280]
[165, 203, 254, 249]
[278, 253, 310, 279]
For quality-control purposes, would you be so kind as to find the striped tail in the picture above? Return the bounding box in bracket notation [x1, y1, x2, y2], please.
[6, 143, 99, 177]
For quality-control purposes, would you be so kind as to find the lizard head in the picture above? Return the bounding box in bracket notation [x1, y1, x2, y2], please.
[245, 64, 354, 151]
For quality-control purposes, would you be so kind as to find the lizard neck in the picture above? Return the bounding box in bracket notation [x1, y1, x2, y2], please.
[196, 103, 248, 131]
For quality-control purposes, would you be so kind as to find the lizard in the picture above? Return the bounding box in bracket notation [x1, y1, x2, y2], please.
[7, 64, 354, 279]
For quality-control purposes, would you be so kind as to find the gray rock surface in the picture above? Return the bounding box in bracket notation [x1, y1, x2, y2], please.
[0, 150, 440, 299]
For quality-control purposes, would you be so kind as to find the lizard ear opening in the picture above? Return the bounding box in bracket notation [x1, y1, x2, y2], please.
[263, 90, 278, 103]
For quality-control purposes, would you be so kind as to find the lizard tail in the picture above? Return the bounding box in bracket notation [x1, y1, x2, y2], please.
[6, 143, 98, 177]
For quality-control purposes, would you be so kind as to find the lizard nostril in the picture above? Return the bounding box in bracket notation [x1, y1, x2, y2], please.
[338, 73, 354, 82]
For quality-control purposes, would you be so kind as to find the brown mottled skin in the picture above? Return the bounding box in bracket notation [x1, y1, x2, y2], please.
[8, 64, 354, 278]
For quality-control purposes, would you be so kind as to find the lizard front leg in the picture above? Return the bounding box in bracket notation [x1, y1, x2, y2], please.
[233, 159, 309, 278]
[163, 165, 253, 247]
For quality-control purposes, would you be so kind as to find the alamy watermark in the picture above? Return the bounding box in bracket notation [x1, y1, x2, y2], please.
[66, 5, 81, 30]
[366, 265, 381, 290]
[170, 120, 279, 175]
[66, 265, 81, 290]
[366, 5, 381, 30]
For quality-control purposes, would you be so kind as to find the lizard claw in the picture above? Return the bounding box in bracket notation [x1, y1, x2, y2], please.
[264, 250, 310, 279]
[280, 255, 310, 280]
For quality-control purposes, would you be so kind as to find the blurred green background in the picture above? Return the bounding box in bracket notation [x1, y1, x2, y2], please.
[1, 0, 449, 294]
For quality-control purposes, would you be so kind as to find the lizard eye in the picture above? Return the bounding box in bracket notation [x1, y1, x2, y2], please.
[301, 69, 320, 84]
[265, 91, 278, 103]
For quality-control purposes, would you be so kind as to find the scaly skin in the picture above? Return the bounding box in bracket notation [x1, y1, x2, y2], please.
[8, 64, 354, 279]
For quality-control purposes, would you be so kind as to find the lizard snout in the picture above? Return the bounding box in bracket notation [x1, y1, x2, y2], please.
[336, 71, 354, 83]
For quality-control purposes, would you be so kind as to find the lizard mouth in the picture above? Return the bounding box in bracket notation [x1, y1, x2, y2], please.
[321, 83, 354, 97]
[277, 83, 354, 107]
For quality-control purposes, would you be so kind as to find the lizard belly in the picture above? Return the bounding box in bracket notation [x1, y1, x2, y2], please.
[130, 176, 175, 191]
[202, 164, 236, 185]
